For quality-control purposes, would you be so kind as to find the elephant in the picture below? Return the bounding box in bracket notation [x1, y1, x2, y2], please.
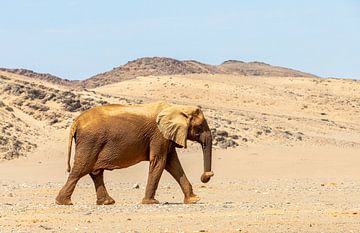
[55, 101, 214, 205]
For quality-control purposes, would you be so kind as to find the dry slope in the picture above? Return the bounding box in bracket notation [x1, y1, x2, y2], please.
[94, 74, 360, 149]
[0, 71, 129, 160]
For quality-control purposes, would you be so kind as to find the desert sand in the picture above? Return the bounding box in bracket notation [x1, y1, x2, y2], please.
[0, 60, 360, 232]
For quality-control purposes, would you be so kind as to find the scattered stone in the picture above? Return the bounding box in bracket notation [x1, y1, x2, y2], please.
[216, 130, 228, 137]
[5, 106, 13, 112]
[264, 129, 271, 134]
[132, 183, 140, 189]
[39, 225, 52, 230]
[49, 118, 59, 125]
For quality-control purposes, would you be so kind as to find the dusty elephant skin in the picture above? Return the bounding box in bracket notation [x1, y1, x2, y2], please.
[55, 101, 214, 205]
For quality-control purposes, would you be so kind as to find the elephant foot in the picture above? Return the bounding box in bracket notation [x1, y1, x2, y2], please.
[141, 198, 160, 204]
[96, 196, 115, 205]
[184, 195, 200, 204]
[55, 196, 73, 205]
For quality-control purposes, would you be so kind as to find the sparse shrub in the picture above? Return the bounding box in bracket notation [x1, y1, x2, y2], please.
[28, 103, 49, 112]
[0, 136, 8, 145]
[64, 99, 81, 112]
[99, 100, 108, 105]
[0, 75, 10, 80]
[4, 84, 25, 95]
[27, 88, 46, 99]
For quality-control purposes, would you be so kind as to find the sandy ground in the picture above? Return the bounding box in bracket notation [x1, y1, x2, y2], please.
[1, 139, 360, 232]
[1, 72, 360, 232]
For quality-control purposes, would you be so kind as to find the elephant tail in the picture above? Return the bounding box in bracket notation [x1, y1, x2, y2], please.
[67, 119, 78, 173]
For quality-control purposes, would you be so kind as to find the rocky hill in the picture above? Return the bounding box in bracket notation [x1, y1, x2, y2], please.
[81, 57, 219, 88]
[1, 57, 318, 88]
[218, 60, 316, 77]
[82, 57, 317, 88]
[0, 68, 78, 86]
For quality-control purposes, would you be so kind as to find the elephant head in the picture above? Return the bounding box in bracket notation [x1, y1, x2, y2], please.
[156, 105, 214, 183]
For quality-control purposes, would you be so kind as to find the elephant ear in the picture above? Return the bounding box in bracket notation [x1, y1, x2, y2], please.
[156, 105, 199, 148]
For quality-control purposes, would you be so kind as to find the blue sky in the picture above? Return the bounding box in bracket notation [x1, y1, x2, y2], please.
[0, 0, 359, 80]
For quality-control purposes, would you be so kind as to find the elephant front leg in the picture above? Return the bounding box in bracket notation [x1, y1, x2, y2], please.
[142, 156, 166, 204]
[90, 170, 115, 205]
[165, 151, 200, 204]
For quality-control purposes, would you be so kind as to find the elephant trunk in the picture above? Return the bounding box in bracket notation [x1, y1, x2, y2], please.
[200, 128, 214, 183]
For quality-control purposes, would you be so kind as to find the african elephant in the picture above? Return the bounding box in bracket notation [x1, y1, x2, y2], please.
[55, 101, 214, 205]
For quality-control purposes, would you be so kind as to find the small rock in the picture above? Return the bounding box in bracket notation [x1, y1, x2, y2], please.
[217, 130, 228, 137]
[39, 225, 52, 230]
[132, 183, 140, 189]
[216, 136, 225, 142]
[224, 201, 233, 204]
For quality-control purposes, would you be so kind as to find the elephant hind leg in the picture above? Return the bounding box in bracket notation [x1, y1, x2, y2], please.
[56, 149, 97, 205]
[56, 169, 88, 205]
[90, 169, 115, 205]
